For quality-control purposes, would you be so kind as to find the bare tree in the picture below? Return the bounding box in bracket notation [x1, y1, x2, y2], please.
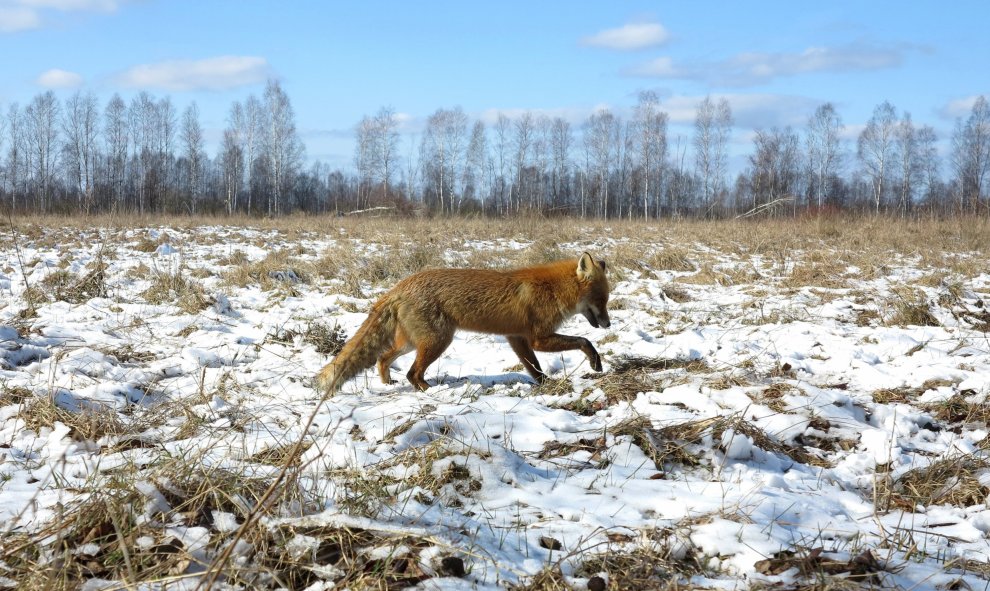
[420, 107, 468, 213]
[103, 94, 128, 211]
[128, 92, 154, 213]
[583, 107, 618, 218]
[262, 80, 304, 215]
[549, 117, 572, 211]
[25, 91, 60, 212]
[533, 116, 552, 212]
[858, 100, 897, 214]
[951, 95, 990, 214]
[893, 112, 920, 216]
[806, 102, 842, 210]
[512, 112, 534, 211]
[916, 125, 940, 208]
[156, 97, 177, 211]
[493, 114, 511, 213]
[354, 115, 375, 209]
[241, 95, 264, 213]
[748, 127, 801, 214]
[373, 106, 400, 201]
[62, 92, 100, 212]
[181, 102, 205, 213]
[464, 120, 487, 212]
[633, 90, 668, 218]
[220, 129, 243, 215]
[6, 104, 29, 211]
[694, 96, 732, 215]
[0, 105, 6, 198]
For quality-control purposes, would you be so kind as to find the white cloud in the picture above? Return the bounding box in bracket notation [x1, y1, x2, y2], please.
[473, 93, 817, 134]
[115, 56, 272, 92]
[627, 43, 908, 87]
[16, 0, 122, 11]
[582, 22, 669, 51]
[36, 67, 83, 88]
[626, 56, 680, 77]
[0, 5, 41, 32]
[0, 0, 124, 33]
[477, 105, 607, 127]
[941, 94, 987, 119]
[660, 93, 821, 129]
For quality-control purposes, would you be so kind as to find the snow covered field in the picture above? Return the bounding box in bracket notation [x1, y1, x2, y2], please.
[1, 218, 989, 590]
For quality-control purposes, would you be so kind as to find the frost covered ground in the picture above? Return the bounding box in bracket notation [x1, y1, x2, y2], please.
[1, 218, 989, 590]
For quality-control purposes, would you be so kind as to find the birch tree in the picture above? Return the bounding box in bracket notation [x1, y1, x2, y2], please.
[493, 114, 511, 213]
[220, 129, 242, 215]
[25, 91, 60, 212]
[6, 104, 25, 210]
[373, 106, 400, 201]
[633, 90, 668, 218]
[181, 102, 205, 212]
[893, 113, 920, 215]
[806, 102, 842, 210]
[857, 101, 897, 214]
[550, 117, 572, 211]
[694, 96, 732, 215]
[62, 91, 99, 212]
[420, 107, 468, 213]
[464, 120, 487, 211]
[583, 107, 618, 218]
[103, 94, 128, 211]
[951, 95, 990, 213]
[262, 80, 303, 215]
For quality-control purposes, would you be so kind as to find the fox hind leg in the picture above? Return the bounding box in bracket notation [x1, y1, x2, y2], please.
[377, 327, 412, 385]
[406, 329, 454, 391]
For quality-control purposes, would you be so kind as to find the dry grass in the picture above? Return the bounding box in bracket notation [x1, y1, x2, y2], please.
[11, 212, 990, 261]
[6, 213, 990, 589]
[651, 413, 833, 471]
[585, 356, 709, 408]
[782, 252, 849, 289]
[885, 287, 940, 327]
[923, 391, 990, 426]
[266, 321, 348, 356]
[223, 248, 310, 292]
[142, 264, 212, 314]
[16, 394, 129, 441]
[876, 456, 990, 511]
[33, 257, 108, 304]
[872, 378, 956, 405]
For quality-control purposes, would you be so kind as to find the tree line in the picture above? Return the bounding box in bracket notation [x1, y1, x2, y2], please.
[2, 82, 988, 218]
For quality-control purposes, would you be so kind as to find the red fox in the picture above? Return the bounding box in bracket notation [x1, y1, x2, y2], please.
[315, 252, 611, 393]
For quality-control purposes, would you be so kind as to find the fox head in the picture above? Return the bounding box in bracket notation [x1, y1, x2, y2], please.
[575, 252, 611, 329]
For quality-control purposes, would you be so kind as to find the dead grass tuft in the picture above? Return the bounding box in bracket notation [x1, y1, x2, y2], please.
[783, 255, 848, 289]
[923, 391, 990, 426]
[576, 542, 708, 590]
[35, 257, 108, 304]
[653, 413, 832, 470]
[877, 456, 990, 511]
[754, 547, 889, 585]
[885, 287, 940, 327]
[588, 356, 709, 407]
[142, 264, 212, 313]
[17, 395, 128, 441]
[609, 355, 709, 374]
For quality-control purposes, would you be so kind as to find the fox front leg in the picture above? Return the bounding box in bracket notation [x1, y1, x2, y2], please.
[531, 333, 603, 372]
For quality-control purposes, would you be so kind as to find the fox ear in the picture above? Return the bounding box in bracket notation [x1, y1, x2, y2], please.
[577, 252, 595, 280]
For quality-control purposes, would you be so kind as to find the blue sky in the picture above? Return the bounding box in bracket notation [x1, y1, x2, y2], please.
[1, 0, 987, 172]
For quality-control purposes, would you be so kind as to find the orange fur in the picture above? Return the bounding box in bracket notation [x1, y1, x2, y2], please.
[314, 252, 610, 393]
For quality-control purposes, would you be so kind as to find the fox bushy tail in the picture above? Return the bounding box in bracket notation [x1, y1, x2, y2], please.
[315, 297, 397, 393]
